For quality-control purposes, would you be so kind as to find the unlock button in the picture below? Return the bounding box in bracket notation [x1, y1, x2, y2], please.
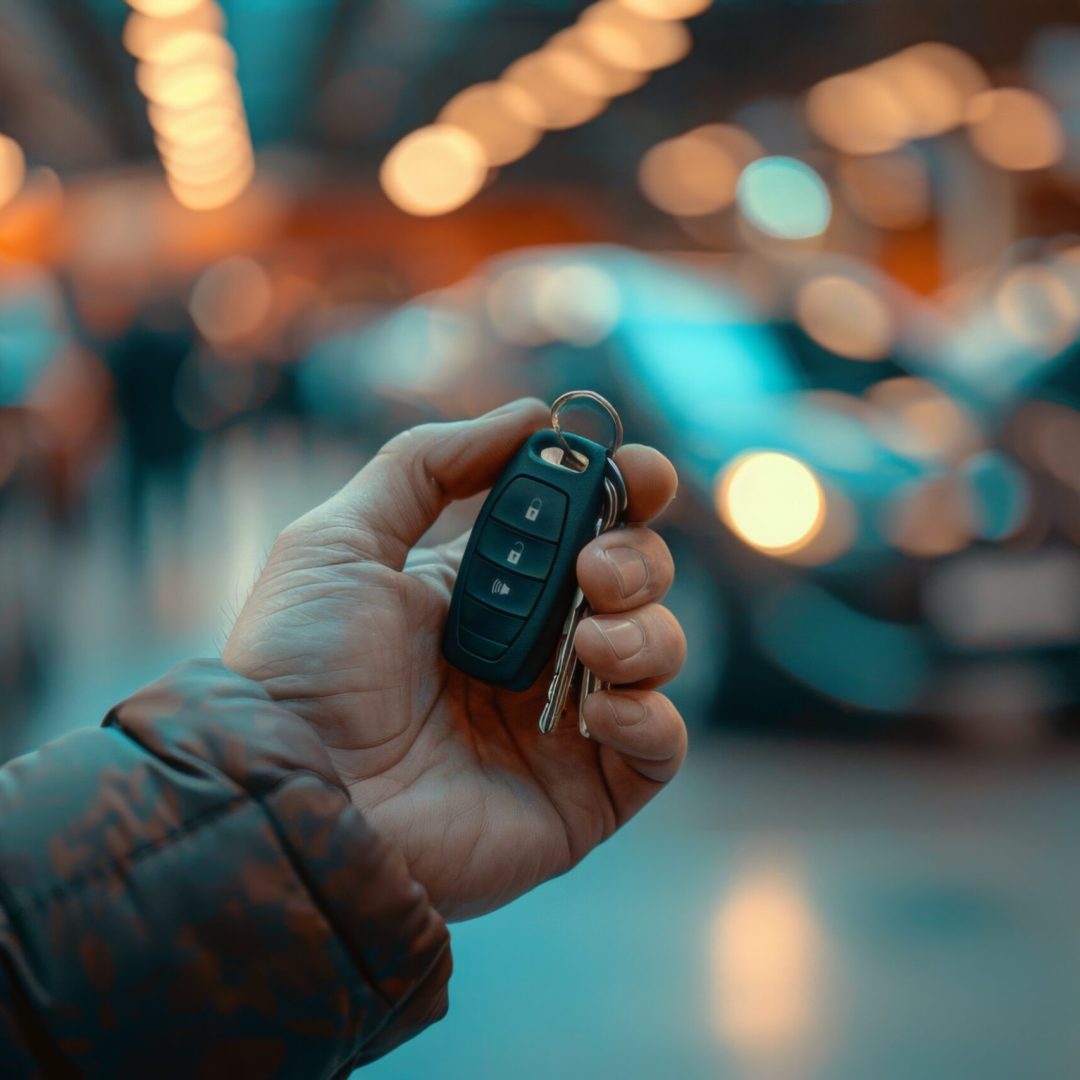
[492, 477, 567, 542]
[477, 520, 557, 581]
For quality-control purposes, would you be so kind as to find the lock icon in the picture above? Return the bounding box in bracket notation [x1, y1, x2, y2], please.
[507, 541, 524, 566]
[525, 497, 543, 522]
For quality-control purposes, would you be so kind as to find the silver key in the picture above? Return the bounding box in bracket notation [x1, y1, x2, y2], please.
[538, 458, 628, 735]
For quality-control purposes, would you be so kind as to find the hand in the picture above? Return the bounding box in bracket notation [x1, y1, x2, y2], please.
[223, 400, 687, 921]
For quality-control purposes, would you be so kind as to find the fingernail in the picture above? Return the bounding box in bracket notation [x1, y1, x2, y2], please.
[593, 618, 645, 660]
[607, 694, 647, 728]
[603, 547, 649, 598]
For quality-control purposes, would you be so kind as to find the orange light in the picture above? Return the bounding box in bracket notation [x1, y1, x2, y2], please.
[136, 61, 237, 109]
[868, 378, 981, 464]
[578, 1, 692, 73]
[126, 0, 206, 16]
[155, 122, 248, 163]
[905, 42, 988, 105]
[0, 135, 26, 212]
[807, 44, 987, 157]
[380, 124, 488, 217]
[189, 256, 273, 345]
[148, 101, 245, 143]
[866, 53, 963, 138]
[795, 275, 894, 360]
[617, 0, 713, 16]
[542, 43, 626, 100]
[123, 7, 224, 59]
[640, 123, 762, 217]
[502, 53, 606, 130]
[440, 82, 542, 165]
[806, 71, 911, 155]
[161, 142, 253, 185]
[837, 150, 931, 231]
[165, 157, 254, 211]
[545, 29, 647, 96]
[710, 864, 826, 1059]
[140, 29, 236, 70]
[886, 477, 973, 557]
[968, 88, 1065, 172]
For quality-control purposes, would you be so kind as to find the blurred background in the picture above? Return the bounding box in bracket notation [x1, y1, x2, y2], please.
[3, 0, 1080, 1075]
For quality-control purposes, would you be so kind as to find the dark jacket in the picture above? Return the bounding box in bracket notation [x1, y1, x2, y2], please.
[0, 660, 452, 1077]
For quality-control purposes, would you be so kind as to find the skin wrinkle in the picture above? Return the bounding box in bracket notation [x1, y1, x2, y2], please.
[276, 523, 387, 568]
[497, 713, 596, 870]
[595, 745, 629, 829]
[599, 745, 663, 827]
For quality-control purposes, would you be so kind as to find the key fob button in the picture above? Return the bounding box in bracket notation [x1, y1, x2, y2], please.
[477, 520, 557, 581]
[459, 596, 526, 646]
[456, 626, 510, 661]
[464, 557, 543, 618]
[492, 478, 567, 542]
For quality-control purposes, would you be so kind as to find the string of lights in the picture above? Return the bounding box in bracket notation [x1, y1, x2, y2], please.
[123, 0, 256, 212]
[380, 0, 714, 216]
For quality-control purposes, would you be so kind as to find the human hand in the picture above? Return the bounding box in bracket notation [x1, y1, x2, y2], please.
[223, 400, 687, 921]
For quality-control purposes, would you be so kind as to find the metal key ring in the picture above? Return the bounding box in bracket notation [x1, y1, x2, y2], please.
[550, 391, 624, 458]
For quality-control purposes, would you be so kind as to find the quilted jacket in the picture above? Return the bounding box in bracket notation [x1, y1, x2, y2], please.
[0, 660, 452, 1077]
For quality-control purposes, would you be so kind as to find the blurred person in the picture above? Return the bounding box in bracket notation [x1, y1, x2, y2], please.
[0, 400, 687, 1077]
[97, 296, 199, 557]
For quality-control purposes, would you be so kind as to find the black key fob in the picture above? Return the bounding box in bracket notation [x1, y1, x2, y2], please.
[442, 428, 610, 692]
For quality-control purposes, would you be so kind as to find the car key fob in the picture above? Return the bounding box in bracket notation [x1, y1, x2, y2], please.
[442, 426, 612, 692]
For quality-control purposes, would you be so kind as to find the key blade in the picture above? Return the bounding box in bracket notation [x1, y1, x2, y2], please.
[538, 587, 588, 734]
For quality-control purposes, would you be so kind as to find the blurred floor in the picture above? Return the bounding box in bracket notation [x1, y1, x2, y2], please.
[6, 427, 1080, 1078]
[367, 739, 1080, 1080]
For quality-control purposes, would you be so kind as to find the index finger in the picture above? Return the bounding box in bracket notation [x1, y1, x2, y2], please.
[612, 444, 679, 524]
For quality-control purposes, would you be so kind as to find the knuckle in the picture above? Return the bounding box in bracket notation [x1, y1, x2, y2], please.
[376, 425, 442, 473]
[275, 514, 379, 563]
[640, 694, 687, 766]
[654, 534, 676, 579]
[654, 605, 687, 664]
[274, 514, 321, 552]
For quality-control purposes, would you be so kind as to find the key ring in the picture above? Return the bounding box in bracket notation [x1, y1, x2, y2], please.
[550, 391, 624, 459]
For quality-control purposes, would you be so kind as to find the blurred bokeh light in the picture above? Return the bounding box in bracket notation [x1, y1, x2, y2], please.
[718, 452, 826, 555]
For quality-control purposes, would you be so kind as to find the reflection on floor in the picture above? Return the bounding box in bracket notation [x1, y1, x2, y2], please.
[366, 740, 1080, 1080]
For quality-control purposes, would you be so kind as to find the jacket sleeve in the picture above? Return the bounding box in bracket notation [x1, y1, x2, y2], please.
[0, 660, 452, 1078]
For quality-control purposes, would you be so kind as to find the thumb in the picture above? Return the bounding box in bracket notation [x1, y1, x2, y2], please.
[319, 398, 549, 570]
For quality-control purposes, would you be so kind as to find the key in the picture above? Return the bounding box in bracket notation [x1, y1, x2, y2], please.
[540, 460, 628, 735]
[442, 393, 626, 725]
[574, 464, 628, 736]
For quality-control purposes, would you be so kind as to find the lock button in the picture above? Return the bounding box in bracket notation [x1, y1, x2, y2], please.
[476, 520, 557, 581]
[492, 477, 567, 542]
